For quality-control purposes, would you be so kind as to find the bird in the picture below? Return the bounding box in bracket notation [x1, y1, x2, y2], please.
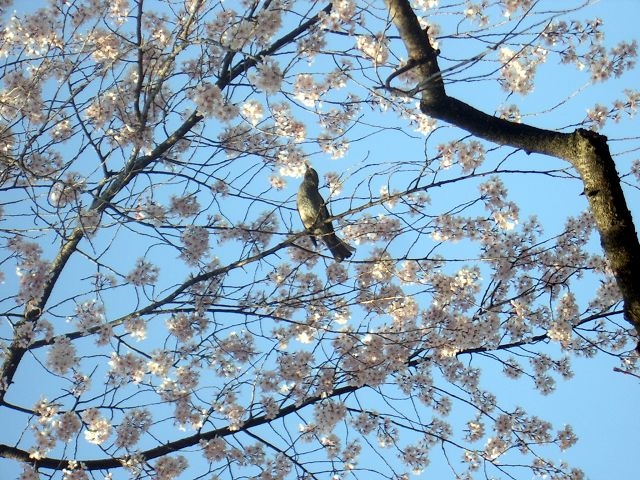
[297, 164, 354, 262]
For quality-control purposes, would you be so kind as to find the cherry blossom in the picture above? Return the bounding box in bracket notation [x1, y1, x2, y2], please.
[179, 226, 210, 266]
[0, 2, 637, 480]
[200, 437, 226, 462]
[251, 58, 283, 94]
[499, 46, 548, 94]
[190, 82, 238, 121]
[108, 352, 146, 385]
[81, 408, 112, 445]
[356, 34, 389, 65]
[154, 456, 188, 480]
[46, 337, 77, 375]
[115, 408, 152, 449]
[124, 315, 147, 341]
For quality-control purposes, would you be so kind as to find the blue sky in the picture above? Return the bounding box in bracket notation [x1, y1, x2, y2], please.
[1, 1, 639, 479]
[470, 1, 640, 478]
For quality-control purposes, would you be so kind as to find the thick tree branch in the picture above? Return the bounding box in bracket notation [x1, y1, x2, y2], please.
[385, 0, 640, 337]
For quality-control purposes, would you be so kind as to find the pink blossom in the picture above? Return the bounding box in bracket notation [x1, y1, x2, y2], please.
[557, 424, 578, 450]
[502, 0, 533, 18]
[62, 464, 88, 480]
[82, 408, 112, 445]
[166, 313, 197, 343]
[322, 0, 358, 32]
[124, 316, 147, 341]
[466, 420, 485, 442]
[19, 466, 39, 480]
[190, 82, 238, 121]
[499, 46, 547, 94]
[147, 350, 173, 377]
[180, 225, 209, 266]
[136, 199, 167, 225]
[74, 300, 105, 333]
[251, 58, 283, 94]
[200, 437, 227, 462]
[269, 175, 286, 190]
[313, 400, 347, 433]
[402, 444, 429, 474]
[89, 31, 121, 63]
[154, 456, 188, 480]
[272, 103, 306, 143]
[241, 100, 264, 125]
[276, 147, 306, 177]
[318, 133, 350, 159]
[47, 337, 77, 375]
[294, 74, 324, 107]
[56, 412, 81, 443]
[586, 103, 609, 129]
[126, 258, 159, 286]
[115, 408, 152, 449]
[108, 352, 146, 385]
[169, 194, 201, 218]
[356, 34, 389, 65]
[49, 172, 85, 208]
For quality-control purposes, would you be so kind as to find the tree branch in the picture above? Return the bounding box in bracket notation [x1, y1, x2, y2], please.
[384, 0, 640, 338]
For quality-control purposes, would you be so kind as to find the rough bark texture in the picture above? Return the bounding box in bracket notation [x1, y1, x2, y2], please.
[385, 0, 640, 337]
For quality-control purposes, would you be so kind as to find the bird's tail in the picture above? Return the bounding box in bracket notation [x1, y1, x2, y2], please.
[324, 233, 354, 262]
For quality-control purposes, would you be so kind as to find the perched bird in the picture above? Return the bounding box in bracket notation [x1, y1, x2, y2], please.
[297, 164, 354, 262]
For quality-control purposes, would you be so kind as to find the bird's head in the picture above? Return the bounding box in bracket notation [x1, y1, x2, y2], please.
[304, 163, 320, 186]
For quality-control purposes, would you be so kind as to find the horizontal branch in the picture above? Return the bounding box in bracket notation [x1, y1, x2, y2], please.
[0, 382, 360, 471]
[5, 304, 620, 471]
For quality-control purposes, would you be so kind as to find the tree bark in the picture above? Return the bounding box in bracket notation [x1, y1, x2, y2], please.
[384, 0, 640, 338]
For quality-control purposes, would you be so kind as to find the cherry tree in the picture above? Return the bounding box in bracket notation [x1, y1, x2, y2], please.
[1, 0, 638, 479]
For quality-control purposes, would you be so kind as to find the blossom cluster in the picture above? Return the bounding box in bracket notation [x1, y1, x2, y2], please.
[7, 236, 51, 303]
[251, 58, 283, 94]
[49, 173, 85, 208]
[28, 399, 82, 461]
[499, 46, 548, 94]
[115, 408, 152, 449]
[108, 352, 147, 385]
[125, 258, 160, 286]
[314, 400, 347, 433]
[0, 69, 46, 125]
[320, 0, 359, 32]
[356, 33, 389, 65]
[209, 2, 283, 50]
[190, 81, 238, 121]
[294, 74, 326, 107]
[74, 300, 105, 333]
[225, 211, 279, 251]
[154, 456, 188, 480]
[437, 140, 486, 172]
[46, 336, 77, 375]
[166, 312, 206, 343]
[342, 214, 402, 244]
[179, 225, 210, 266]
[479, 176, 519, 230]
[82, 408, 112, 445]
